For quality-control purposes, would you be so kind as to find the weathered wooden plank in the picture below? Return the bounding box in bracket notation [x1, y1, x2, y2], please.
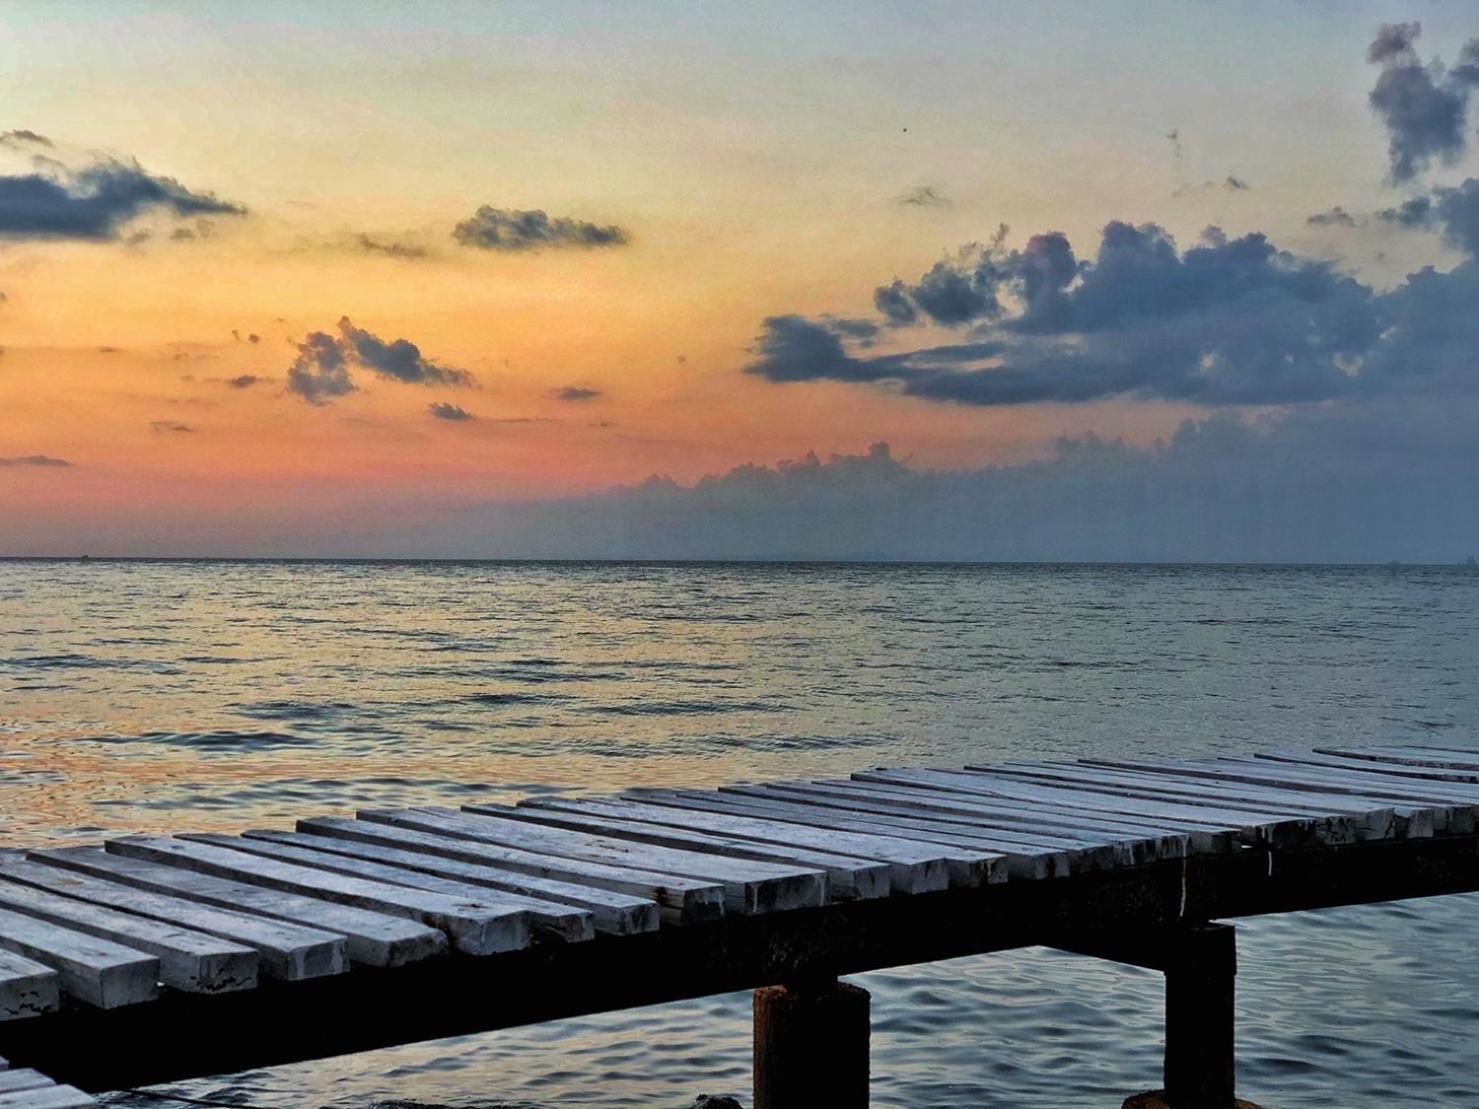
[495, 800, 894, 898]
[1091, 757, 1475, 834]
[110, 838, 530, 957]
[0, 1072, 53, 1094]
[950, 766, 1360, 845]
[304, 814, 720, 926]
[723, 782, 1173, 866]
[772, 776, 1209, 851]
[0, 857, 343, 982]
[1065, 759, 1439, 837]
[617, 791, 1057, 880]
[1252, 750, 1479, 823]
[291, 820, 658, 935]
[0, 857, 343, 981]
[0, 879, 257, 994]
[0, 905, 157, 1009]
[980, 762, 1401, 840]
[0, 951, 58, 1022]
[1317, 745, 1479, 772]
[0, 1087, 96, 1108]
[30, 847, 443, 968]
[362, 807, 814, 917]
[224, 833, 593, 943]
[431, 808, 829, 910]
[860, 768, 1334, 848]
[723, 780, 1196, 860]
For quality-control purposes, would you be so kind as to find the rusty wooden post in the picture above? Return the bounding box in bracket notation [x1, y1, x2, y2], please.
[753, 977, 869, 1109]
[1162, 922, 1237, 1108]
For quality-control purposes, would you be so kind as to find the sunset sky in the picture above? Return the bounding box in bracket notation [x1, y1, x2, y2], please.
[5, 2, 1479, 557]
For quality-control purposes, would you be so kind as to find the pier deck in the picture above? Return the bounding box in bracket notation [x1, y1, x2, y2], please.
[5, 743, 1479, 1106]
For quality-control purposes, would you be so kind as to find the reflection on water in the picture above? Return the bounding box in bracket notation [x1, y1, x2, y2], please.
[3, 560, 1478, 1106]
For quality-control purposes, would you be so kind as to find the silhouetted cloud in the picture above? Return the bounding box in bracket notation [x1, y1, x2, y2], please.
[1367, 22, 1479, 182]
[150, 421, 194, 433]
[1377, 195, 1433, 226]
[452, 206, 629, 252]
[746, 215, 1479, 408]
[337, 318, 472, 387]
[428, 402, 475, 421]
[0, 454, 70, 467]
[1308, 206, 1359, 228]
[896, 185, 951, 208]
[287, 331, 355, 405]
[285, 318, 472, 405]
[554, 386, 601, 402]
[0, 147, 245, 242]
[225, 374, 263, 389]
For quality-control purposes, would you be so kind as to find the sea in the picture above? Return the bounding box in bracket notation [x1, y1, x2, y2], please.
[3, 559, 1479, 1108]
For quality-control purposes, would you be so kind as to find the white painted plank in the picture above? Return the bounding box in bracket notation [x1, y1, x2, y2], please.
[0, 878, 257, 994]
[305, 814, 722, 926]
[109, 838, 530, 957]
[492, 800, 894, 899]
[31, 847, 443, 968]
[291, 819, 658, 935]
[0, 951, 58, 1022]
[222, 834, 593, 943]
[0, 904, 157, 1009]
[1318, 745, 1479, 772]
[0, 1087, 96, 1108]
[0, 856, 344, 981]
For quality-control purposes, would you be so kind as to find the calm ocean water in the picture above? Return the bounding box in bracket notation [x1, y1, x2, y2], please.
[4, 559, 1479, 1107]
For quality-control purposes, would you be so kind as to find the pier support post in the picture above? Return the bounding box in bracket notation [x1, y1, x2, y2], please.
[1161, 923, 1237, 1108]
[1052, 921, 1250, 1109]
[753, 977, 869, 1109]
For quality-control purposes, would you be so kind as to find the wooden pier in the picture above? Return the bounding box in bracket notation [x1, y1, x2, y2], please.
[5, 743, 1479, 1107]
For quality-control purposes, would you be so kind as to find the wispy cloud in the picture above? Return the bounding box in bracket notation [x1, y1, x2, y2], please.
[0, 454, 70, 467]
[452, 206, 629, 252]
[428, 402, 475, 421]
[553, 386, 601, 402]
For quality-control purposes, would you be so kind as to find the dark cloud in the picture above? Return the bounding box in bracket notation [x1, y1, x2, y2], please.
[336, 317, 472, 387]
[554, 386, 602, 402]
[225, 374, 263, 389]
[896, 185, 951, 208]
[0, 454, 70, 467]
[750, 218, 1421, 407]
[355, 233, 429, 260]
[428, 402, 475, 421]
[286, 331, 355, 405]
[1367, 22, 1479, 183]
[0, 151, 245, 242]
[452, 206, 630, 252]
[150, 421, 194, 433]
[285, 319, 472, 405]
[1307, 206, 1359, 228]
